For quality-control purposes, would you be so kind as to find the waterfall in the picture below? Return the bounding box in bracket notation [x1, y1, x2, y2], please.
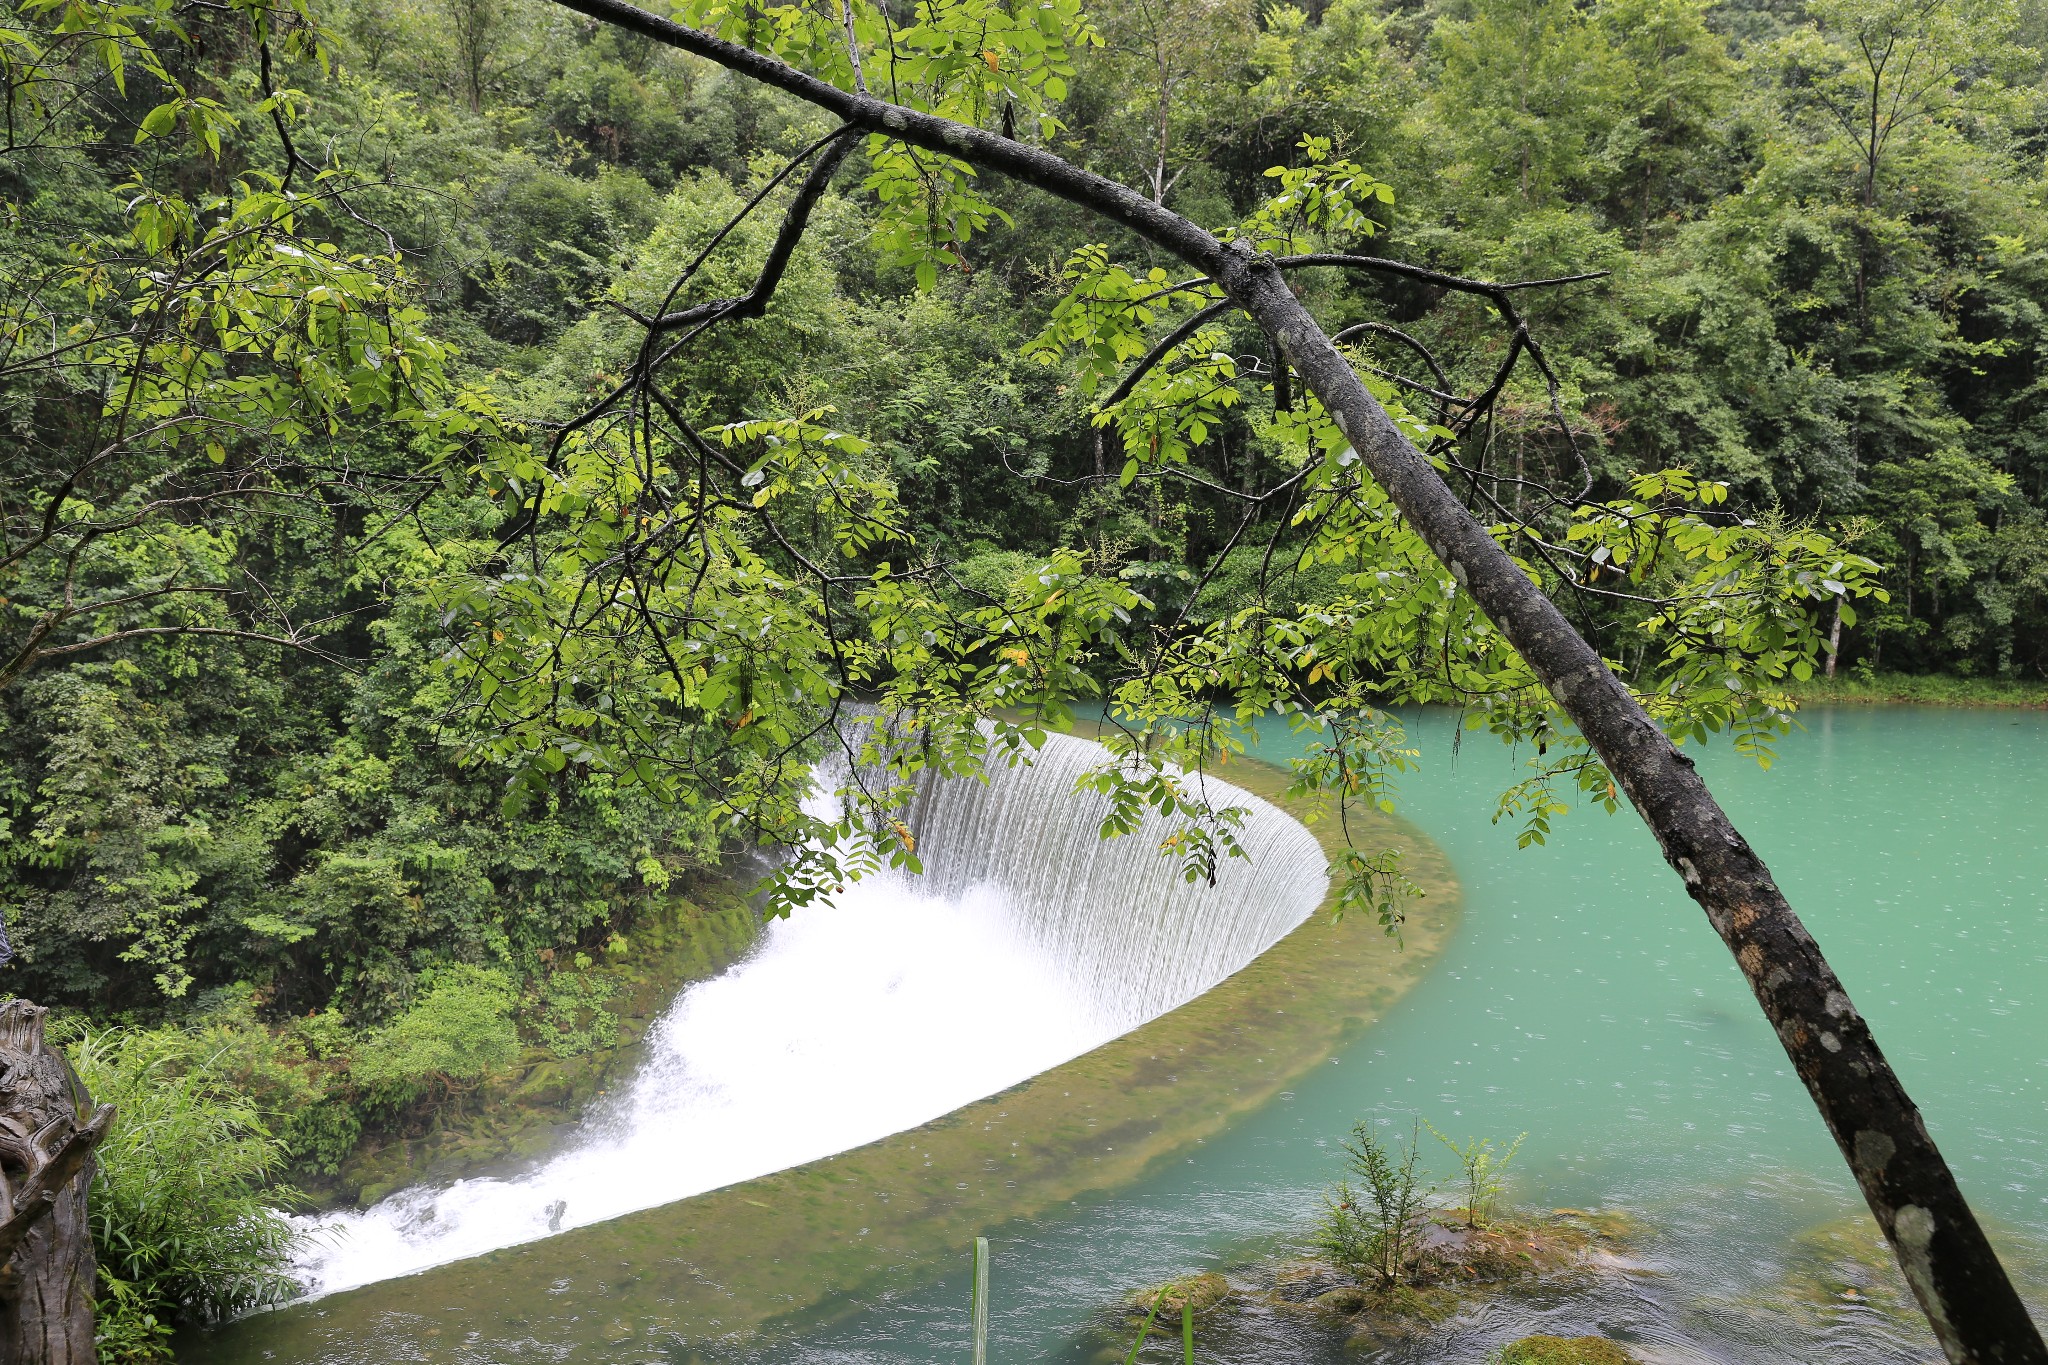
[896, 731, 1331, 1033]
[288, 730, 1328, 1297]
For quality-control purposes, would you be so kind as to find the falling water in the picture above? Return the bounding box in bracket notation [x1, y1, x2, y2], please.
[289, 730, 1328, 1296]
[895, 731, 1334, 1033]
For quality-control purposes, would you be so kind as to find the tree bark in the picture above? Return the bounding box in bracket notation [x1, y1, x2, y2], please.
[0, 1001, 115, 1365]
[528, 4, 2048, 1354]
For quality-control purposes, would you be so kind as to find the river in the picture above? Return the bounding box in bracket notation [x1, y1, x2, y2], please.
[200, 706, 2048, 1362]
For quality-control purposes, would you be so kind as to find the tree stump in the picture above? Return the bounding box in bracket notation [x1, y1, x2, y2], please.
[0, 1001, 114, 1365]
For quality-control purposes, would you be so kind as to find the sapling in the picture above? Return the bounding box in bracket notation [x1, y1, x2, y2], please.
[1316, 1119, 1434, 1288]
[1424, 1123, 1526, 1230]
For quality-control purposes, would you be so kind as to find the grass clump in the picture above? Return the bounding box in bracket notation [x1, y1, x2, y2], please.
[71, 1027, 304, 1362]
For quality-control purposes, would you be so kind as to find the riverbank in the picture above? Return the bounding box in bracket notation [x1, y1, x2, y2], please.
[332, 877, 760, 1205]
[1784, 672, 2048, 707]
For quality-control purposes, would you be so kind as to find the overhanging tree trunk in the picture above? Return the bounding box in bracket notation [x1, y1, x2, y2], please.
[0, 1000, 115, 1365]
[531, 3, 2047, 1354]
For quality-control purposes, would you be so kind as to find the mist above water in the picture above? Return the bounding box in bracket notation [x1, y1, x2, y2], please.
[289, 730, 1329, 1296]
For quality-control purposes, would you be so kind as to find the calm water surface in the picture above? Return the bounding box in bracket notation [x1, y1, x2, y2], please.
[759, 707, 2048, 1364]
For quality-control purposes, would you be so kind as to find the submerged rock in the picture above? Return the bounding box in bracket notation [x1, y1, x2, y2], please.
[1697, 1210, 2045, 1354]
[1310, 1285, 1368, 1313]
[1499, 1336, 1641, 1365]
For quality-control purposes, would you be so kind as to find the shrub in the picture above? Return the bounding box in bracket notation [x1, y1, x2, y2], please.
[1315, 1119, 1433, 1289]
[349, 964, 521, 1103]
[529, 958, 621, 1058]
[1425, 1122, 1525, 1230]
[70, 1028, 303, 1359]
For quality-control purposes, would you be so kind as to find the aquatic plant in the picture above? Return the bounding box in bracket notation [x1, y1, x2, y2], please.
[1424, 1122, 1526, 1230]
[1315, 1120, 1434, 1289]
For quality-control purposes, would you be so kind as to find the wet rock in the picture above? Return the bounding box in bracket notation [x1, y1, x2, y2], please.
[1337, 1283, 1460, 1345]
[1270, 1259, 1351, 1302]
[1499, 1335, 1641, 1365]
[1128, 1271, 1231, 1319]
[513, 1060, 577, 1110]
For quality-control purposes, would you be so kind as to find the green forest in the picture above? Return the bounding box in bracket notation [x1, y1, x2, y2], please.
[4, 0, 2048, 1353]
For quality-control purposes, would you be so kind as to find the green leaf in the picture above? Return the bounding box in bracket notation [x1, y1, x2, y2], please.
[137, 100, 180, 141]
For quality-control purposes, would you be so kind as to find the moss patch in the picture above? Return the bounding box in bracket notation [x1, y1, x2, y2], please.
[1127, 1272, 1231, 1321]
[1500, 1336, 1641, 1365]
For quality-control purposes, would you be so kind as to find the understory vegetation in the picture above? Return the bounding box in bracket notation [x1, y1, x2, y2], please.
[69, 1027, 304, 1361]
[7, 0, 2048, 1350]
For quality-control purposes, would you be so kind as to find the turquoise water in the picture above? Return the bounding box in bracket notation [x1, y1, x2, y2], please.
[759, 707, 2048, 1363]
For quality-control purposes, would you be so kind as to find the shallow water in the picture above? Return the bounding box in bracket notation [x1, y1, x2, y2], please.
[754, 706, 2048, 1364]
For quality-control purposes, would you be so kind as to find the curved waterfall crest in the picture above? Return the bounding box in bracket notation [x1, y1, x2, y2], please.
[873, 727, 1331, 1032]
[288, 728, 1329, 1297]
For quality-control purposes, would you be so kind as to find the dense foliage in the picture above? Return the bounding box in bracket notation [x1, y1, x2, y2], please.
[3, 0, 2046, 1317]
